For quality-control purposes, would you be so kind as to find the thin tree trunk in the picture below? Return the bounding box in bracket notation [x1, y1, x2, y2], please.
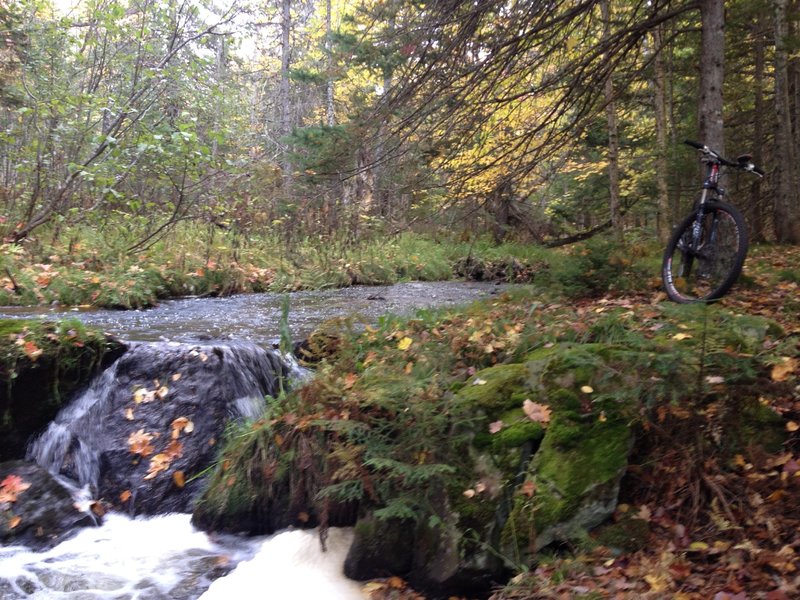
[652, 23, 671, 243]
[601, 0, 622, 242]
[698, 0, 725, 154]
[279, 0, 293, 188]
[325, 0, 334, 128]
[774, 0, 800, 242]
[750, 16, 766, 242]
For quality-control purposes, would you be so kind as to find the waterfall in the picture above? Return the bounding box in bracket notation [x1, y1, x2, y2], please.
[26, 341, 290, 514]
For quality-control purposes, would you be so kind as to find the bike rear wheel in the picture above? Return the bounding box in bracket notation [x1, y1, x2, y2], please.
[661, 200, 748, 303]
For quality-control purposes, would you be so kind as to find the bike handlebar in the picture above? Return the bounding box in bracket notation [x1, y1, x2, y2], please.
[684, 139, 764, 177]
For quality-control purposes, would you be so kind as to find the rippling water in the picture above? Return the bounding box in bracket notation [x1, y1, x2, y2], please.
[0, 281, 508, 345]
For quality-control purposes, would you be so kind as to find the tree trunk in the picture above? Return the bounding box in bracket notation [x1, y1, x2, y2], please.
[279, 0, 293, 188]
[652, 23, 671, 243]
[774, 0, 800, 243]
[698, 0, 725, 154]
[749, 15, 766, 242]
[325, 0, 334, 128]
[601, 0, 622, 243]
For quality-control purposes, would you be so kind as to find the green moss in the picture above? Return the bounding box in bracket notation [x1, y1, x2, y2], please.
[501, 411, 632, 557]
[736, 399, 787, 454]
[594, 514, 650, 552]
[491, 408, 545, 450]
[456, 363, 528, 412]
[0, 318, 121, 460]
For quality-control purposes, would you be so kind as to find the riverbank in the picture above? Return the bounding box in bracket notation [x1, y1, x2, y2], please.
[0, 230, 652, 309]
[196, 243, 800, 599]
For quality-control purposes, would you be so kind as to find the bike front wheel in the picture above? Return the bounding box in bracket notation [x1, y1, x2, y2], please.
[661, 200, 748, 303]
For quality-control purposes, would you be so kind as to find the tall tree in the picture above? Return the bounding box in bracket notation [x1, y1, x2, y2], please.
[773, 0, 800, 243]
[698, 0, 725, 153]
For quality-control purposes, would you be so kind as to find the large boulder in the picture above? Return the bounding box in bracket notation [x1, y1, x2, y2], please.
[0, 460, 96, 550]
[28, 341, 288, 515]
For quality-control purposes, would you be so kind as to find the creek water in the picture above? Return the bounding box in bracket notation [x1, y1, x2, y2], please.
[1, 281, 507, 599]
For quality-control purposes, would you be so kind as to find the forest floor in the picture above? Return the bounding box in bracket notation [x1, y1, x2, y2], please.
[362, 244, 800, 600]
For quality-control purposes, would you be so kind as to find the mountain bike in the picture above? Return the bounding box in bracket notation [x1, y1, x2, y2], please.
[661, 140, 764, 303]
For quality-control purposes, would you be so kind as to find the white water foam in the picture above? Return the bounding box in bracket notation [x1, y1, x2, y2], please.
[199, 528, 363, 600]
[0, 513, 361, 599]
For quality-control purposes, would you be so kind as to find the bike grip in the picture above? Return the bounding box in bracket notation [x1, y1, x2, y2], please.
[684, 139, 705, 149]
[753, 165, 765, 176]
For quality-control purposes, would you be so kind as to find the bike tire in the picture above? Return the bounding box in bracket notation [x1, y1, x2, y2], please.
[661, 200, 748, 303]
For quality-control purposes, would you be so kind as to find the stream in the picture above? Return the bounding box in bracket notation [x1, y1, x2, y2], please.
[0, 281, 508, 345]
[0, 281, 508, 599]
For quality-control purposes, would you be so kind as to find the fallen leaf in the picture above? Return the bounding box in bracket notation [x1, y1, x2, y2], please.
[144, 453, 172, 480]
[343, 373, 358, 390]
[787, 421, 799, 433]
[170, 417, 194, 439]
[521, 480, 536, 497]
[171, 373, 182, 381]
[489, 420, 504, 434]
[472, 377, 487, 386]
[522, 399, 551, 424]
[672, 333, 692, 341]
[127, 429, 155, 457]
[22, 341, 43, 361]
[772, 357, 798, 382]
[0, 474, 32, 503]
[580, 385, 594, 394]
[173, 470, 185, 488]
[7, 515, 21, 529]
[119, 490, 132, 503]
[124, 408, 134, 421]
[463, 488, 476, 498]
[397, 336, 413, 351]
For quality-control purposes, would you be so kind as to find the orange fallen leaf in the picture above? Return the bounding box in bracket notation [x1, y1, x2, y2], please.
[522, 399, 551, 425]
[120, 490, 132, 503]
[0, 474, 32, 503]
[7, 515, 21, 529]
[772, 357, 798, 382]
[173, 470, 186, 488]
[144, 453, 172, 480]
[127, 429, 155, 457]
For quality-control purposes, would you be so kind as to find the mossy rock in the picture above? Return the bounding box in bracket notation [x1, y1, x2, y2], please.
[456, 363, 528, 413]
[496, 343, 641, 559]
[0, 319, 124, 461]
[501, 411, 633, 557]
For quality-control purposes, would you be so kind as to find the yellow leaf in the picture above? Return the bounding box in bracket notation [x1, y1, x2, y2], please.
[689, 541, 709, 551]
[580, 385, 594, 394]
[397, 337, 413, 351]
[772, 357, 798, 382]
[673, 333, 692, 341]
[787, 421, 799, 432]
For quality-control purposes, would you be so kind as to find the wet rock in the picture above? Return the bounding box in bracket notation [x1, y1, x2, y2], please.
[0, 319, 124, 461]
[0, 460, 97, 550]
[28, 342, 287, 515]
